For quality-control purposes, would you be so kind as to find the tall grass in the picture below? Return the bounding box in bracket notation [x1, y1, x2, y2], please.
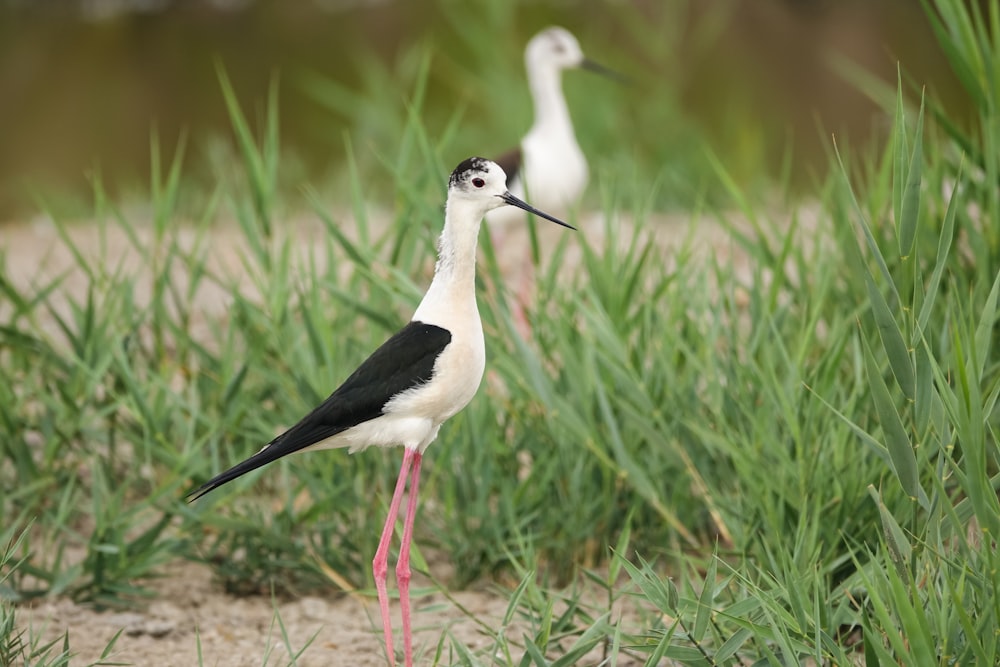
[2, 0, 999, 664]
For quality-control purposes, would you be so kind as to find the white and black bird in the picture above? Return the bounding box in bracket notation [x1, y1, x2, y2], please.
[488, 26, 623, 228]
[487, 27, 621, 334]
[188, 157, 574, 667]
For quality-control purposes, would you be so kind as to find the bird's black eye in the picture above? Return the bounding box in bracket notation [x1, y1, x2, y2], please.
[472, 178, 485, 188]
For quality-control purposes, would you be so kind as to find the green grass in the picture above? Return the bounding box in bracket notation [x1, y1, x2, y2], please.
[3, 0, 1000, 664]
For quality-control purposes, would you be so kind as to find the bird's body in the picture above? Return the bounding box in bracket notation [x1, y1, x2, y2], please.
[189, 157, 573, 667]
[493, 134, 587, 225]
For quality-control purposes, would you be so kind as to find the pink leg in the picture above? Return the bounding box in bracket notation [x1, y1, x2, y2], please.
[396, 450, 423, 667]
[373, 449, 416, 667]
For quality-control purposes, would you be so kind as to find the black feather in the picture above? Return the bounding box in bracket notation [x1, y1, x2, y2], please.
[188, 321, 452, 500]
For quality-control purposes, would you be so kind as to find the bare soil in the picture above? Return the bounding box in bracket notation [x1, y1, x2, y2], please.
[19, 559, 559, 666]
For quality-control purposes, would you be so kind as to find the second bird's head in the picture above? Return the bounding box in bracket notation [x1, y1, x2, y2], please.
[448, 157, 576, 230]
[525, 27, 627, 83]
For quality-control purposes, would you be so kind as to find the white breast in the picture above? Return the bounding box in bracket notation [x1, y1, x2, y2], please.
[519, 128, 588, 210]
[397, 331, 484, 417]
[403, 290, 486, 451]
[487, 132, 588, 229]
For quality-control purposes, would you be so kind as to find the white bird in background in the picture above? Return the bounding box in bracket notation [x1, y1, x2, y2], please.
[487, 26, 623, 333]
[189, 157, 575, 667]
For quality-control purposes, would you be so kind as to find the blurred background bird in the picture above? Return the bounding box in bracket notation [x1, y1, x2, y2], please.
[486, 26, 624, 336]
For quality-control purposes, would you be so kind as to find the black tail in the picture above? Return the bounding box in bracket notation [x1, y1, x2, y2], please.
[187, 441, 286, 502]
[187, 414, 350, 502]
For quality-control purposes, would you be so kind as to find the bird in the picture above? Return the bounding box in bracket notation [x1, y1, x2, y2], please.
[486, 26, 622, 332]
[188, 157, 575, 667]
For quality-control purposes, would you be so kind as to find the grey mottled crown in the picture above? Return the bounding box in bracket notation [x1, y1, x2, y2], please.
[449, 157, 492, 188]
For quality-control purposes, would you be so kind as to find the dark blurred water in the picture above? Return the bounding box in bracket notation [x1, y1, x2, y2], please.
[0, 0, 963, 219]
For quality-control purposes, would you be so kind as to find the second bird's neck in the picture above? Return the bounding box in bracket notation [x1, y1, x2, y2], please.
[528, 65, 573, 136]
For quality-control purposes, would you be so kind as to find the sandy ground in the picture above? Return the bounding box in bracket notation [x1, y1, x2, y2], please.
[20, 559, 643, 667]
[3, 199, 802, 665]
[21, 559, 449, 666]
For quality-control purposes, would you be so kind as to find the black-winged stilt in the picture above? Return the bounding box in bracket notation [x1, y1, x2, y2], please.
[487, 26, 621, 333]
[188, 157, 574, 667]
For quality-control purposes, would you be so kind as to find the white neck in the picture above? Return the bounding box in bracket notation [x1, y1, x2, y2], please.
[412, 197, 483, 324]
[527, 63, 573, 136]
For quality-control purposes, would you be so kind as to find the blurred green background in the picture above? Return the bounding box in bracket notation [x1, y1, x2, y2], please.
[0, 0, 967, 219]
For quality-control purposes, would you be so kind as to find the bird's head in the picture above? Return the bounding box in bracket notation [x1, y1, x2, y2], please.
[526, 26, 585, 71]
[525, 26, 628, 82]
[447, 157, 575, 230]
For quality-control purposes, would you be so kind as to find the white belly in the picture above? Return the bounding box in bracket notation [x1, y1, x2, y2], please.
[487, 131, 588, 228]
[519, 130, 588, 210]
[388, 330, 486, 428]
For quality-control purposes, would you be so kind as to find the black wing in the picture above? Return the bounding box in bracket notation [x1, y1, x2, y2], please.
[493, 146, 523, 191]
[188, 321, 452, 500]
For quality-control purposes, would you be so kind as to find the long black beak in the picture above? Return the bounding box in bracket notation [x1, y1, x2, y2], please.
[580, 58, 630, 84]
[499, 192, 576, 230]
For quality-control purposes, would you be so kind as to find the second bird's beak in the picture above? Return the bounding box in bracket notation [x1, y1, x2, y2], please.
[580, 58, 630, 84]
[499, 192, 576, 230]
